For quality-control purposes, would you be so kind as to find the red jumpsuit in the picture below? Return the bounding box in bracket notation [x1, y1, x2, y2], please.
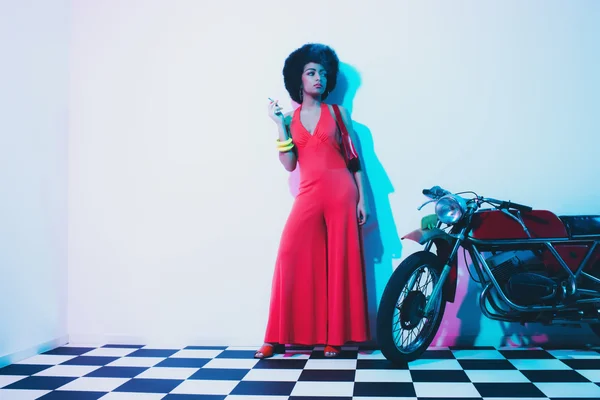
[264, 103, 370, 346]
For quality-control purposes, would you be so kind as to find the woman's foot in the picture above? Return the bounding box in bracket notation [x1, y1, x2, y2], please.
[324, 345, 341, 358]
[254, 343, 285, 359]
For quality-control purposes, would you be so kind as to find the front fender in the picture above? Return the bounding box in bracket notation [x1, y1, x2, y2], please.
[401, 228, 452, 245]
[401, 228, 458, 303]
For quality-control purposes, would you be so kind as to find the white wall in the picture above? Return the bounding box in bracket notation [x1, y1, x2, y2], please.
[68, 0, 600, 346]
[0, 1, 70, 366]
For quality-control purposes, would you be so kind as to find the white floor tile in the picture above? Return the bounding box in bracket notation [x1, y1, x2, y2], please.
[0, 375, 27, 388]
[225, 396, 288, 400]
[509, 359, 572, 370]
[269, 351, 311, 360]
[107, 357, 165, 367]
[357, 350, 387, 360]
[139, 345, 180, 350]
[534, 382, 600, 398]
[0, 389, 51, 399]
[99, 392, 166, 399]
[33, 365, 101, 377]
[241, 368, 303, 381]
[56, 377, 130, 392]
[576, 369, 600, 382]
[498, 346, 543, 351]
[291, 381, 354, 397]
[452, 349, 505, 359]
[482, 398, 549, 400]
[170, 379, 238, 395]
[547, 349, 600, 359]
[84, 347, 138, 357]
[408, 359, 462, 370]
[304, 359, 357, 370]
[414, 382, 481, 398]
[170, 349, 223, 359]
[225, 346, 260, 351]
[15, 355, 75, 365]
[354, 369, 412, 382]
[201, 358, 259, 369]
[465, 369, 530, 383]
[135, 367, 199, 380]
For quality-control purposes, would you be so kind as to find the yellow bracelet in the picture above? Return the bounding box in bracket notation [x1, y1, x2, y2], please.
[276, 137, 293, 147]
[278, 143, 295, 152]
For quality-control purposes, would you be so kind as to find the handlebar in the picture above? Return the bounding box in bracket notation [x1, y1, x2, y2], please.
[492, 199, 533, 213]
[422, 186, 451, 199]
[474, 196, 533, 212]
[422, 186, 533, 213]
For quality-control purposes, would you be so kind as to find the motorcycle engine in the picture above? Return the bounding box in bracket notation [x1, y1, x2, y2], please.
[486, 250, 558, 305]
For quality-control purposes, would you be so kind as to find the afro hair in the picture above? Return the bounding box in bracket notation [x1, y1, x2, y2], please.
[282, 43, 339, 104]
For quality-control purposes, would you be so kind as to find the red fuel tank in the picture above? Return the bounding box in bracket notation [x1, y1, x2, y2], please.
[469, 209, 569, 240]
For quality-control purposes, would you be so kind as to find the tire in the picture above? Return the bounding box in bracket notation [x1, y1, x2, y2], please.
[376, 251, 448, 364]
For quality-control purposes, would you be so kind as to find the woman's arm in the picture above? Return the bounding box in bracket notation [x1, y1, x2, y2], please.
[338, 106, 368, 224]
[277, 113, 297, 172]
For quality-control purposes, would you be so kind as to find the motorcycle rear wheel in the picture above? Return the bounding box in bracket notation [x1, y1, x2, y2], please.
[376, 251, 447, 364]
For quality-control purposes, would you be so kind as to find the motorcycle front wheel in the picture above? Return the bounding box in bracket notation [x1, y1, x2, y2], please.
[376, 251, 447, 364]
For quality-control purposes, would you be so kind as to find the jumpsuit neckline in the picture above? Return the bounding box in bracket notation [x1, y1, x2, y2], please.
[299, 103, 325, 136]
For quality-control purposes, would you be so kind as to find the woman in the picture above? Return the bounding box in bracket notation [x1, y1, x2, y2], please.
[255, 43, 370, 359]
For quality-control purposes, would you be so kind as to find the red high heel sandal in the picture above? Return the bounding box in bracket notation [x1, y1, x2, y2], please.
[324, 345, 341, 358]
[254, 343, 285, 359]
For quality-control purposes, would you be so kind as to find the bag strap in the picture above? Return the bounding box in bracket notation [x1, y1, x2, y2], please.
[332, 104, 359, 159]
[332, 104, 347, 138]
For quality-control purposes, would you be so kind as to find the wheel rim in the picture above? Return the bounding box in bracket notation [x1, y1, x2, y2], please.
[392, 264, 443, 354]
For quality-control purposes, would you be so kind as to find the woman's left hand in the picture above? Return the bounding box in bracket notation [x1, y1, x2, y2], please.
[357, 200, 368, 226]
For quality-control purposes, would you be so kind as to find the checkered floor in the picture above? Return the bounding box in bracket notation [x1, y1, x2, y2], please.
[2, 344, 600, 399]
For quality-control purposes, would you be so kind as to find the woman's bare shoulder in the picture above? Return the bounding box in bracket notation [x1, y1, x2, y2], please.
[325, 103, 350, 120]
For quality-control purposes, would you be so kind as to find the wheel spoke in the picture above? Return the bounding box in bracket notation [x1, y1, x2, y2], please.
[391, 264, 443, 354]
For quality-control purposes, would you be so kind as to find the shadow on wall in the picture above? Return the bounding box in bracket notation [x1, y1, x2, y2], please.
[288, 63, 402, 343]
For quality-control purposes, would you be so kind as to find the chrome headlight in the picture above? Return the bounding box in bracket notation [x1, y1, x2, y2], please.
[435, 195, 467, 225]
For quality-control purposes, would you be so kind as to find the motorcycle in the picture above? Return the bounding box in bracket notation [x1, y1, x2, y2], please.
[376, 185, 600, 363]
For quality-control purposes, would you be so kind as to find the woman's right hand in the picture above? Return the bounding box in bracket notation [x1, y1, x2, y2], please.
[268, 99, 284, 124]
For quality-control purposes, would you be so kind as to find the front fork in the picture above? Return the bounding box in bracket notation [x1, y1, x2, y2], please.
[422, 231, 465, 315]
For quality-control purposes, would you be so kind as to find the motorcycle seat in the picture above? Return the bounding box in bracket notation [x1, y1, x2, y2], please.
[559, 215, 600, 238]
